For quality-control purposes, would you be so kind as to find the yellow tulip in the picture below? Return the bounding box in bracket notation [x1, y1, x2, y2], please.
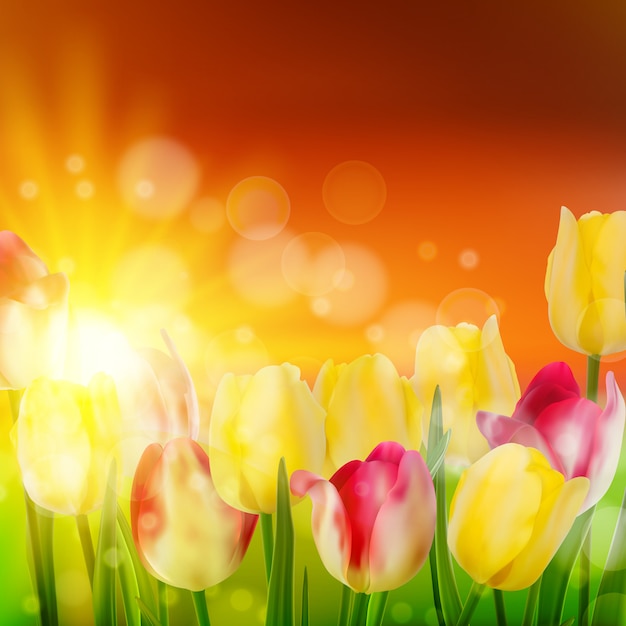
[314, 353, 423, 474]
[208, 363, 326, 514]
[11, 374, 122, 515]
[0, 231, 69, 389]
[448, 443, 589, 591]
[545, 206, 626, 355]
[412, 315, 520, 465]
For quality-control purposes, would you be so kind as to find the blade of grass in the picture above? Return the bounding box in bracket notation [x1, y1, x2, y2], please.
[301, 567, 309, 626]
[591, 490, 626, 626]
[265, 457, 295, 626]
[136, 597, 164, 626]
[116, 523, 141, 626]
[93, 461, 118, 626]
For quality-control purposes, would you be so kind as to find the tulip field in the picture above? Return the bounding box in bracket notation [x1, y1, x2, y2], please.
[1, 203, 626, 626]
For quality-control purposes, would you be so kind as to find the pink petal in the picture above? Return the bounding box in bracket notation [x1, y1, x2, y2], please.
[584, 372, 626, 511]
[365, 441, 407, 465]
[290, 470, 352, 588]
[533, 397, 599, 480]
[512, 362, 580, 424]
[476, 411, 565, 475]
[368, 450, 435, 592]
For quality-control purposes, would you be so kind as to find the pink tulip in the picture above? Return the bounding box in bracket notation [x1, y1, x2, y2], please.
[291, 441, 435, 593]
[131, 437, 258, 591]
[477, 361, 625, 512]
[0, 231, 69, 389]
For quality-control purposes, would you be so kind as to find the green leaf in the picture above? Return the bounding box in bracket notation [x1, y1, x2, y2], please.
[426, 386, 462, 626]
[265, 457, 295, 626]
[537, 506, 594, 626]
[301, 567, 309, 626]
[117, 505, 158, 623]
[116, 523, 141, 626]
[426, 429, 451, 479]
[366, 591, 389, 626]
[93, 461, 118, 626]
[560, 618, 575, 626]
[591, 491, 626, 626]
[136, 597, 163, 626]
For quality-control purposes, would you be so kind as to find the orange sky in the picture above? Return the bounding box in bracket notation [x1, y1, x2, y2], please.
[1, 0, 626, 399]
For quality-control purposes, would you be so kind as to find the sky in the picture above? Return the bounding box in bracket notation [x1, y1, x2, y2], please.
[2, 1, 626, 624]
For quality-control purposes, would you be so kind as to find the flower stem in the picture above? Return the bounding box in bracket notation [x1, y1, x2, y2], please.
[337, 584, 353, 626]
[521, 578, 540, 626]
[158, 580, 169, 626]
[260, 512, 274, 583]
[76, 515, 95, 587]
[365, 591, 388, 626]
[493, 589, 507, 626]
[579, 353, 600, 626]
[456, 582, 485, 626]
[348, 592, 370, 626]
[191, 590, 212, 626]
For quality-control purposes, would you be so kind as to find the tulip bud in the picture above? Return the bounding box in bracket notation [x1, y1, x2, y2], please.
[448, 443, 589, 591]
[314, 353, 422, 474]
[477, 361, 625, 512]
[208, 363, 326, 514]
[291, 441, 436, 594]
[0, 231, 69, 389]
[131, 438, 258, 591]
[412, 315, 520, 465]
[11, 374, 122, 515]
[545, 206, 626, 356]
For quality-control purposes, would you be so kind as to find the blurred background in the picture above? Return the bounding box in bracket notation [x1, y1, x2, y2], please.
[2, 0, 626, 623]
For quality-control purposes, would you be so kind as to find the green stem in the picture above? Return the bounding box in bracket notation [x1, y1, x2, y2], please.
[456, 582, 485, 626]
[579, 353, 600, 626]
[24, 494, 50, 626]
[493, 589, 507, 626]
[76, 515, 95, 588]
[428, 539, 445, 626]
[348, 592, 370, 626]
[337, 584, 354, 626]
[365, 591, 389, 626]
[521, 578, 540, 626]
[260, 512, 274, 583]
[158, 580, 169, 626]
[191, 590, 211, 626]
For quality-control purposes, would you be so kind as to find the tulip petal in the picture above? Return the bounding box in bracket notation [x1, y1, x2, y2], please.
[365, 441, 406, 465]
[290, 470, 352, 588]
[583, 372, 626, 511]
[368, 451, 435, 593]
[476, 411, 565, 475]
[448, 444, 542, 585]
[489, 473, 589, 591]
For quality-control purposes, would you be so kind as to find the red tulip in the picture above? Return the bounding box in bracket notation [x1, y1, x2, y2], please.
[477, 361, 625, 512]
[291, 441, 435, 593]
[131, 437, 258, 591]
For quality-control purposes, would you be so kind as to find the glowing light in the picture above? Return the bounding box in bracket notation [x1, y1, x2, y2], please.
[390, 602, 413, 624]
[281, 232, 346, 296]
[311, 297, 331, 317]
[189, 197, 226, 233]
[204, 328, 270, 386]
[322, 160, 387, 225]
[117, 136, 200, 220]
[320, 242, 387, 326]
[20, 180, 38, 199]
[368, 299, 438, 376]
[418, 241, 437, 261]
[366, 324, 385, 342]
[459, 248, 479, 269]
[436, 287, 500, 328]
[65, 154, 85, 174]
[228, 230, 297, 307]
[75, 180, 94, 199]
[226, 175, 290, 240]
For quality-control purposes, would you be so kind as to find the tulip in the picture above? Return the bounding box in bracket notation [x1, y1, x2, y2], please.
[131, 437, 258, 591]
[545, 206, 626, 356]
[11, 374, 122, 515]
[477, 361, 625, 512]
[448, 443, 589, 591]
[412, 315, 520, 465]
[208, 362, 326, 514]
[291, 441, 436, 594]
[0, 231, 69, 389]
[314, 353, 423, 474]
